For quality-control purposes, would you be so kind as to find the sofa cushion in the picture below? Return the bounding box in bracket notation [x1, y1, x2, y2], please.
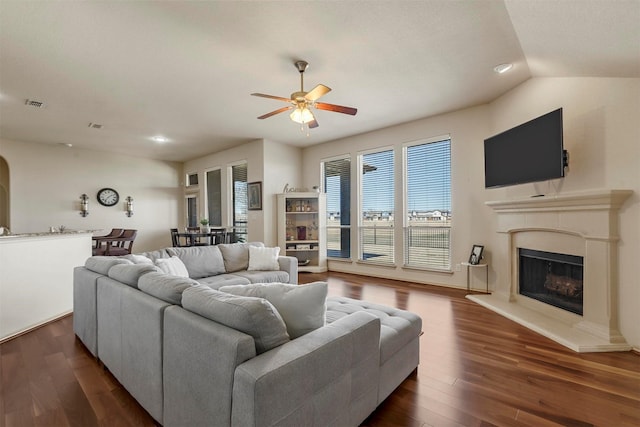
[135, 249, 171, 263]
[85, 256, 133, 275]
[107, 263, 159, 288]
[229, 270, 290, 284]
[218, 242, 264, 273]
[155, 256, 189, 278]
[166, 246, 226, 279]
[196, 274, 251, 289]
[138, 272, 199, 305]
[247, 246, 280, 271]
[122, 254, 153, 264]
[182, 284, 289, 354]
[220, 282, 327, 339]
[325, 296, 422, 364]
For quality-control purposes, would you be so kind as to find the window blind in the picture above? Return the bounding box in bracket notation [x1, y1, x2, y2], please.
[323, 157, 351, 258]
[231, 163, 247, 241]
[405, 139, 451, 269]
[206, 169, 222, 226]
[360, 149, 394, 264]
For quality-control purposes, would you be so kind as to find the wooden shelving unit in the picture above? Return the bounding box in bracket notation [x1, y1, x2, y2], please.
[277, 192, 327, 273]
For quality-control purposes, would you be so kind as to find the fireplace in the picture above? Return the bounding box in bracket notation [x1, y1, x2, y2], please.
[467, 189, 632, 352]
[518, 248, 583, 316]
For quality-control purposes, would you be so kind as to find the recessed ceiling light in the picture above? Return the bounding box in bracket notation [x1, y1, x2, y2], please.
[88, 122, 103, 129]
[58, 143, 73, 148]
[152, 135, 169, 143]
[493, 63, 513, 74]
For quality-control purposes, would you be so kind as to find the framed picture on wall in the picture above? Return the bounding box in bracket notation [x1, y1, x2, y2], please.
[468, 244, 484, 265]
[248, 181, 262, 210]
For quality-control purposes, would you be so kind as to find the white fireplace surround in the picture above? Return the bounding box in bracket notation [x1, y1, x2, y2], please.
[468, 189, 633, 352]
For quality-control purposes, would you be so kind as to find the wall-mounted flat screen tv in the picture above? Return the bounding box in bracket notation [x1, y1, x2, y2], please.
[484, 108, 566, 189]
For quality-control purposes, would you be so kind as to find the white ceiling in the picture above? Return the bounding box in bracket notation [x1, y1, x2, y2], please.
[1, 0, 638, 162]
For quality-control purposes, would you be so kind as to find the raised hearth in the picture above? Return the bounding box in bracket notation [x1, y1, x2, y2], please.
[468, 189, 632, 352]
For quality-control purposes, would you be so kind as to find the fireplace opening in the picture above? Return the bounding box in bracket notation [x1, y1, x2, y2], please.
[518, 248, 584, 316]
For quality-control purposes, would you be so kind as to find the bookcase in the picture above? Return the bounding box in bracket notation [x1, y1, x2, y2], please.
[277, 192, 327, 273]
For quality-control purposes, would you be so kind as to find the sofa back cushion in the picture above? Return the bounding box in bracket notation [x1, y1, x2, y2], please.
[107, 263, 159, 288]
[217, 242, 264, 273]
[182, 284, 289, 354]
[166, 246, 226, 279]
[85, 256, 133, 275]
[220, 282, 327, 339]
[134, 249, 171, 263]
[138, 272, 199, 305]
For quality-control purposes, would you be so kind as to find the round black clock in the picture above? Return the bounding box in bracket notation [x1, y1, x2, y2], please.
[97, 188, 120, 207]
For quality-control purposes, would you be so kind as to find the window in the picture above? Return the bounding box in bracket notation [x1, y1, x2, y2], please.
[185, 195, 198, 228]
[359, 149, 394, 264]
[322, 157, 351, 259]
[206, 169, 222, 226]
[404, 137, 451, 270]
[186, 173, 198, 187]
[230, 163, 247, 242]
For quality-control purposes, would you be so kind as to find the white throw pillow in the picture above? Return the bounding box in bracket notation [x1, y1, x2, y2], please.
[247, 246, 280, 271]
[155, 256, 189, 278]
[220, 281, 327, 338]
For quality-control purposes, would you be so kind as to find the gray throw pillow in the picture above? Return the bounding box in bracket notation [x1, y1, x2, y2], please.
[108, 263, 159, 288]
[182, 284, 289, 354]
[85, 256, 132, 275]
[217, 242, 264, 273]
[219, 282, 327, 339]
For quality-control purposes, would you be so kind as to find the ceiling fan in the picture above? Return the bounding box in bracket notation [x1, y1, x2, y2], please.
[251, 60, 357, 129]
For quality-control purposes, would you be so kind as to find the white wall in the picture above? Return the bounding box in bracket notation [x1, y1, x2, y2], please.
[0, 138, 182, 251]
[487, 77, 640, 350]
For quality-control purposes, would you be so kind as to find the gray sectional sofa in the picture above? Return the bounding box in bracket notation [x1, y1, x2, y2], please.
[73, 242, 422, 426]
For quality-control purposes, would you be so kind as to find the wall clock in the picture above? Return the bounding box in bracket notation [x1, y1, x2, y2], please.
[97, 188, 120, 207]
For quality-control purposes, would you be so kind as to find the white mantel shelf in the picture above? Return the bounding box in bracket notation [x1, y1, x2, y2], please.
[470, 188, 633, 353]
[485, 189, 633, 212]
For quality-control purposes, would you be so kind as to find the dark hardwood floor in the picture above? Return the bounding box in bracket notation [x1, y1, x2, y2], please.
[2, 271, 639, 426]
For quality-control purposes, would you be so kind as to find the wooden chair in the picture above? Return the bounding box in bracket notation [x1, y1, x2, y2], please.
[92, 228, 124, 255]
[94, 229, 137, 256]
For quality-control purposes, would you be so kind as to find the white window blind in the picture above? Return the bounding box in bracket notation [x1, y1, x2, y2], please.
[206, 169, 222, 226]
[405, 138, 451, 269]
[359, 149, 394, 264]
[322, 157, 351, 259]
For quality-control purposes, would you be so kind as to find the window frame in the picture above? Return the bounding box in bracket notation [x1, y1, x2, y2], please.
[402, 135, 452, 271]
[321, 154, 352, 260]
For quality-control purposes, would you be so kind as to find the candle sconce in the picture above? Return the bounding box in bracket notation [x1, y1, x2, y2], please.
[79, 194, 89, 217]
[125, 196, 134, 217]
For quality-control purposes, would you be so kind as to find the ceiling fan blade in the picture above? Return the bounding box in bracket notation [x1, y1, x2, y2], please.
[251, 93, 292, 103]
[315, 102, 358, 116]
[308, 119, 319, 129]
[257, 106, 293, 119]
[305, 84, 331, 101]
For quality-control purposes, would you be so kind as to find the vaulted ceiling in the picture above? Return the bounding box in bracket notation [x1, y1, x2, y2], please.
[1, 0, 638, 162]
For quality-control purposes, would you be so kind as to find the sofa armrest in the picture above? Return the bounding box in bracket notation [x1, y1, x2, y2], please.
[277, 255, 298, 284]
[232, 311, 381, 427]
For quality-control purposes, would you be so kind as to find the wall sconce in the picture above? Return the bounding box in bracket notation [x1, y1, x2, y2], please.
[125, 196, 134, 217]
[79, 194, 89, 217]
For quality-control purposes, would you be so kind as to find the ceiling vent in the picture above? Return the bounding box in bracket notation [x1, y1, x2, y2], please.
[25, 99, 45, 108]
[88, 123, 103, 129]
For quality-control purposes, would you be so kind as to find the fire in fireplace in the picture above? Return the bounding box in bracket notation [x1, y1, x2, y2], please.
[518, 248, 584, 315]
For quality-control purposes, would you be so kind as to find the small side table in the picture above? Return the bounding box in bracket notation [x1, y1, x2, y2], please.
[462, 262, 489, 293]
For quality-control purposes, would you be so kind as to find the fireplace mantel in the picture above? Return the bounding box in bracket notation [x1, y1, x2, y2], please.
[468, 189, 633, 352]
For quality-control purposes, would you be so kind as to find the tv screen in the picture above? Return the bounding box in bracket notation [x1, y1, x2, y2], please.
[484, 108, 565, 189]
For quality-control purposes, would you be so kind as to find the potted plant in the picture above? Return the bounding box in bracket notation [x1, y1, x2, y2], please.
[200, 218, 210, 233]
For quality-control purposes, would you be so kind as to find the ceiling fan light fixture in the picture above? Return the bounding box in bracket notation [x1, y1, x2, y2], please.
[289, 107, 314, 124]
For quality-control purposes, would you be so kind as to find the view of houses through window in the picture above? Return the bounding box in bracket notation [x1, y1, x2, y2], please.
[322, 136, 452, 270]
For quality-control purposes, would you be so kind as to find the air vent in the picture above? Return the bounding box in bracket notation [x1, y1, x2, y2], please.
[25, 99, 45, 108]
[88, 123, 103, 129]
